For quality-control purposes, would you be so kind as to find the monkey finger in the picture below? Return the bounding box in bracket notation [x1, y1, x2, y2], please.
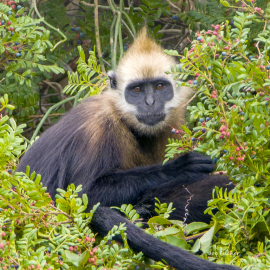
[183, 163, 215, 173]
[174, 152, 213, 167]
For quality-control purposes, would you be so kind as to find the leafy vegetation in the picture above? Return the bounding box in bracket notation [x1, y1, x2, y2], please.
[164, 1, 270, 268]
[1, 0, 270, 269]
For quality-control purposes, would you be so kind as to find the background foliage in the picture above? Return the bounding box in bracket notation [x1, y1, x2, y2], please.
[1, 0, 270, 269]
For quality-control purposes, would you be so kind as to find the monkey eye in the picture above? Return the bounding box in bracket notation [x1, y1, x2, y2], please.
[134, 86, 141, 92]
[156, 83, 163, 90]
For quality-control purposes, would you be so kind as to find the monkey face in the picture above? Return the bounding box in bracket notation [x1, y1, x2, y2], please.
[124, 78, 174, 126]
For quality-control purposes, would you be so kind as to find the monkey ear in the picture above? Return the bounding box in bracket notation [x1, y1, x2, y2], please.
[107, 70, 117, 89]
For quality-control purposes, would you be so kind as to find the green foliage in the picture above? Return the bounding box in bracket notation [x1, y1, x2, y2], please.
[112, 204, 142, 228]
[181, 0, 267, 37]
[0, 112, 147, 269]
[4, 0, 270, 269]
[138, 0, 169, 38]
[163, 1, 270, 268]
[63, 46, 107, 100]
[154, 198, 175, 219]
[0, 2, 65, 120]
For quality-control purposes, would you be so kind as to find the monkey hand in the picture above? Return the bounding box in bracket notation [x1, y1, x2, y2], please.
[163, 152, 215, 184]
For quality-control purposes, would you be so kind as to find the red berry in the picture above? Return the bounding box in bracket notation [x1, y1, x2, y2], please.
[11, 4, 16, 9]
[260, 65, 264, 69]
[211, 95, 215, 98]
[0, 244, 4, 249]
[1, 232, 6, 236]
[69, 246, 73, 251]
[195, 73, 199, 77]
[236, 147, 240, 151]
[215, 54, 219, 58]
[7, 21, 11, 25]
[219, 171, 223, 175]
[229, 157, 234, 160]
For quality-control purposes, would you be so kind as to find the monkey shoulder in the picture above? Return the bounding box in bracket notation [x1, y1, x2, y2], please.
[17, 94, 126, 195]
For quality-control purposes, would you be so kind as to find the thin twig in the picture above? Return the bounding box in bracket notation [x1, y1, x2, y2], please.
[183, 92, 197, 106]
[118, 0, 124, 59]
[94, 0, 106, 73]
[31, 96, 76, 141]
[158, 29, 183, 34]
[121, 18, 135, 39]
[183, 187, 194, 223]
[161, 34, 181, 42]
[80, 1, 140, 11]
[184, 232, 206, 241]
[110, 16, 117, 70]
[174, 31, 190, 50]
[166, 0, 181, 12]
[121, 10, 136, 36]
[29, 113, 64, 118]
[102, 59, 112, 67]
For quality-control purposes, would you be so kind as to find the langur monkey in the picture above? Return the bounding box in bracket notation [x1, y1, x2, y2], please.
[17, 28, 238, 270]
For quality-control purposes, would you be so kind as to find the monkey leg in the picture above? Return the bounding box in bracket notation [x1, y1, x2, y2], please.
[134, 175, 234, 223]
[91, 206, 239, 270]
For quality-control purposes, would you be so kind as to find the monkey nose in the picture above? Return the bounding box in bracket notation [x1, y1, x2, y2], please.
[145, 96, 155, 106]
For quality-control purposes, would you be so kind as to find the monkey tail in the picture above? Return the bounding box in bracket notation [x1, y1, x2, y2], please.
[91, 207, 239, 270]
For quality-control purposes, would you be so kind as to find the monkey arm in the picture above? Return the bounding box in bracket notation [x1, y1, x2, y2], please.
[86, 152, 215, 208]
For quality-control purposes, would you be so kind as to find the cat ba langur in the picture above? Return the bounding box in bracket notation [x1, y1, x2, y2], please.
[17, 28, 238, 270]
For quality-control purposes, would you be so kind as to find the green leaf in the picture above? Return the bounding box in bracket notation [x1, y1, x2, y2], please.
[184, 222, 210, 235]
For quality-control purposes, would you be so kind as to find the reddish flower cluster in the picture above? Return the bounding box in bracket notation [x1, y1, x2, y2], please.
[219, 125, 230, 140]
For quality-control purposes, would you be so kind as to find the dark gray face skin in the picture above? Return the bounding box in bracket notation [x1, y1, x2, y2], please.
[124, 78, 174, 126]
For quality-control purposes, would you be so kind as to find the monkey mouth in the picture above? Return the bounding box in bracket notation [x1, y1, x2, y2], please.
[136, 112, 166, 126]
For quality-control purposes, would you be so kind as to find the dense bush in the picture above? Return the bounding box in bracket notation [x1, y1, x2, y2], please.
[164, 1, 270, 268]
[0, 1, 65, 121]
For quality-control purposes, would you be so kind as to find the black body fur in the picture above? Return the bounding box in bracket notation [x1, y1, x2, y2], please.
[17, 94, 239, 270]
